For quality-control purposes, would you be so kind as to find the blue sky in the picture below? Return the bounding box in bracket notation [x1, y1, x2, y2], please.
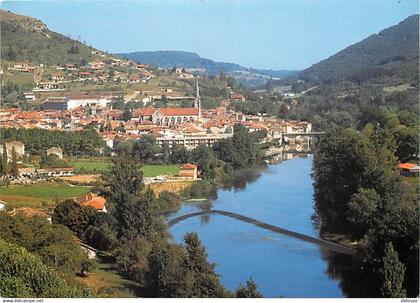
[1, 0, 418, 70]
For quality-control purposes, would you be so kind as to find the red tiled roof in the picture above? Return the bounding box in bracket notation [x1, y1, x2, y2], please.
[134, 107, 156, 116]
[17, 112, 43, 120]
[399, 163, 418, 170]
[159, 108, 199, 116]
[79, 193, 106, 211]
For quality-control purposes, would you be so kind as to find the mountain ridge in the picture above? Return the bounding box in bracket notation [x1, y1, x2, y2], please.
[296, 14, 419, 85]
[117, 50, 298, 86]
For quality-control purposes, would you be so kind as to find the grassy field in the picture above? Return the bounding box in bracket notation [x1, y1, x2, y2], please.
[142, 164, 180, 177]
[0, 182, 91, 209]
[68, 158, 180, 177]
[80, 260, 139, 297]
[4, 71, 35, 87]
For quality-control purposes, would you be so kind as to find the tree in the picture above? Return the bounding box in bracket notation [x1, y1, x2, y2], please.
[52, 200, 97, 240]
[169, 144, 192, 164]
[100, 155, 160, 239]
[161, 142, 170, 164]
[192, 144, 216, 179]
[235, 278, 263, 298]
[183, 232, 226, 297]
[10, 147, 19, 178]
[213, 124, 261, 169]
[380, 242, 407, 298]
[226, 77, 236, 89]
[5, 46, 17, 61]
[39, 153, 69, 169]
[133, 135, 160, 164]
[0, 240, 91, 298]
[114, 236, 151, 282]
[2, 143, 9, 176]
[181, 99, 193, 108]
[0, 152, 3, 177]
[347, 188, 379, 238]
[313, 128, 399, 231]
[0, 213, 92, 277]
[145, 240, 190, 297]
[123, 109, 132, 122]
[156, 191, 181, 211]
[102, 154, 143, 197]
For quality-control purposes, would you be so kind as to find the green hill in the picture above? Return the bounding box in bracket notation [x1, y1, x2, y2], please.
[297, 15, 419, 84]
[0, 9, 105, 65]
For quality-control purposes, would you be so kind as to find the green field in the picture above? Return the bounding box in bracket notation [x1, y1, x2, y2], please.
[68, 158, 180, 177]
[141, 164, 180, 177]
[0, 182, 91, 209]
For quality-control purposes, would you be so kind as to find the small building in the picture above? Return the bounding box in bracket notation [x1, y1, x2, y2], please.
[23, 92, 36, 101]
[179, 163, 198, 180]
[398, 163, 420, 177]
[1, 141, 25, 159]
[50, 74, 65, 82]
[47, 147, 63, 159]
[88, 61, 105, 70]
[230, 92, 245, 102]
[77, 192, 107, 212]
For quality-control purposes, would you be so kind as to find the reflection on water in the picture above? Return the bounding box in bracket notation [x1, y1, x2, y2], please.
[168, 154, 353, 297]
[221, 166, 265, 191]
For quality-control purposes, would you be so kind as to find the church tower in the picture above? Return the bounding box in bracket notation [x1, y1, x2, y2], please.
[194, 78, 201, 118]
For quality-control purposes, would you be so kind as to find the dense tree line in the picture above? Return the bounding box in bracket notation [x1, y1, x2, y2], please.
[117, 124, 265, 180]
[1, 127, 106, 156]
[0, 213, 95, 276]
[313, 125, 419, 297]
[0, 240, 91, 298]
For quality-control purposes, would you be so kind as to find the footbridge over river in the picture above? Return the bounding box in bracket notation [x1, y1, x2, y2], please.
[167, 210, 356, 255]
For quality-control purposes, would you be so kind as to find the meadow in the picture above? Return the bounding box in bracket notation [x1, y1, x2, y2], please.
[68, 158, 180, 177]
[0, 182, 91, 210]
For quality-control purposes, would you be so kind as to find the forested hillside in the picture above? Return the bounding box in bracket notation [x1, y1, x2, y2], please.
[1, 9, 105, 65]
[297, 15, 419, 84]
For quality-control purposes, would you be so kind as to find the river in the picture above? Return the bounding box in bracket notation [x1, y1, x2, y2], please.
[166, 155, 351, 298]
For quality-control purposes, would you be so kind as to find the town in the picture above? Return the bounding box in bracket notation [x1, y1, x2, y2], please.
[0, 4, 418, 300]
[1, 54, 315, 186]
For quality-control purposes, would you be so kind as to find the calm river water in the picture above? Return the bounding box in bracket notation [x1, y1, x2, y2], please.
[167, 155, 351, 298]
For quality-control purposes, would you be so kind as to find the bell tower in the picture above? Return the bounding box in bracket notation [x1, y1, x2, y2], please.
[194, 78, 201, 118]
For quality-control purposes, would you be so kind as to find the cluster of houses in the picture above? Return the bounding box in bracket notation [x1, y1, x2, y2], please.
[0, 137, 201, 183]
[1, 89, 313, 153]
[8, 56, 162, 99]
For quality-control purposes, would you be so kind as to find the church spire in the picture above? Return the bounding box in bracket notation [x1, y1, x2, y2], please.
[194, 78, 201, 118]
